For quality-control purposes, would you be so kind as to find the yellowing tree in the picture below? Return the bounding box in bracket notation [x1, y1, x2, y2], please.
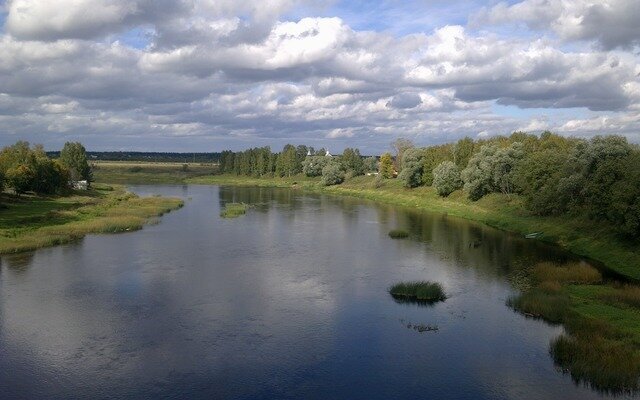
[379, 152, 394, 178]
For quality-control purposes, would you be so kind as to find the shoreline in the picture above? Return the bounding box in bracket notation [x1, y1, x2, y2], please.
[0, 184, 184, 255]
[186, 174, 640, 281]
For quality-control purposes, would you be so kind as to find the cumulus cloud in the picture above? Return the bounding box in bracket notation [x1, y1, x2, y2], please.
[0, 0, 638, 151]
[473, 0, 640, 50]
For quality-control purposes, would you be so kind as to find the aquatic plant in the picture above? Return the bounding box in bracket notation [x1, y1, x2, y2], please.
[507, 288, 571, 324]
[388, 229, 409, 239]
[389, 281, 446, 303]
[220, 203, 248, 218]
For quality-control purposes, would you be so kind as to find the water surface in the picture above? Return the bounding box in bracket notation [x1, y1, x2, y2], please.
[0, 185, 634, 399]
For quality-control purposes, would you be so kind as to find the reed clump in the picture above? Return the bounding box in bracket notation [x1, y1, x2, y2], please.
[532, 261, 602, 284]
[220, 203, 248, 218]
[389, 281, 446, 303]
[388, 229, 409, 239]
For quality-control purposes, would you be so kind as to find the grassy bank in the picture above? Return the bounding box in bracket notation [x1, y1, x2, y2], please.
[508, 262, 640, 392]
[189, 173, 640, 281]
[93, 161, 217, 184]
[0, 184, 183, 254]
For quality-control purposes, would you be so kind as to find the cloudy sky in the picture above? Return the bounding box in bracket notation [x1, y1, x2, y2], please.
[0, 0, 639, 153]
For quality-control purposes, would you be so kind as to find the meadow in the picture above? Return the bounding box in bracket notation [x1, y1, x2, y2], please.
[0, 184, 183, 254]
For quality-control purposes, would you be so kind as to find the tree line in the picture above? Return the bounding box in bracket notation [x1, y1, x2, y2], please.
[394, 132, 640, 240]
[0, 141, 92, 195]
[218, 144, 378, 182]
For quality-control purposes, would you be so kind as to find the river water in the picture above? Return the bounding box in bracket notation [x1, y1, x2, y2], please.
[0, 185, 634, 399]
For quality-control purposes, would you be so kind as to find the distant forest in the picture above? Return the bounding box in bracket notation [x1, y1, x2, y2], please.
[46, 151, 222, 163]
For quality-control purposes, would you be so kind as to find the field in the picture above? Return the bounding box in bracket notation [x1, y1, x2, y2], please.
[92, 161, 218, 184]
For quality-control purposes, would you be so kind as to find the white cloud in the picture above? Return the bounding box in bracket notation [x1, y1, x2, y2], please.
[0, 0, 638, 151]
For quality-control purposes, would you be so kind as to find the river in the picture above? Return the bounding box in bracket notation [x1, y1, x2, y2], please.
[0, 185, 634, 399]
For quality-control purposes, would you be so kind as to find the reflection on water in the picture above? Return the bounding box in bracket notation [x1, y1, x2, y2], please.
[0, 185, 634, 400]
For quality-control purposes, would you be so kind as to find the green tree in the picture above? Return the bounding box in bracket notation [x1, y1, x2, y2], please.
[320, 160, 345, 186]
[379, 152, 394, 178]
[397, 147, 424, 188]
[433, 161, 462, 197]
[6, 164, 36, 194]
[453, 137, 474, 168]
[364, 156, 377, 172]
[341, 148, 365, 176]
[60, 142, 92, 182]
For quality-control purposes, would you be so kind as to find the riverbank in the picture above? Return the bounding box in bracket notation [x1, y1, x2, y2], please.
[0, 184, 183, 254]
[187, 174, 640, 282]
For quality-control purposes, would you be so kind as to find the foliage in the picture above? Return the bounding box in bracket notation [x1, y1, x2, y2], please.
[341, 148, 365, 176]
[320, 160, 345, 186]
[60, 141, 92, 182]
[0, 141, 70, 195]
[421, 144, 453, 185]
[461, 142, 523, 200]
[364, 156, 378, 172]
[432, 161, 462, 197]
[397, 147, 424, 188]
[391, 138, 414, 171]
[378, 152, 394, 178]
[302, 156, 330, 177]
[453, 137, 474, 168]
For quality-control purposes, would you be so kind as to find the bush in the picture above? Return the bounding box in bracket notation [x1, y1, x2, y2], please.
[432, 161, 462, 197]
[320, 162, 345, 186]
[302, 156, 330, 177]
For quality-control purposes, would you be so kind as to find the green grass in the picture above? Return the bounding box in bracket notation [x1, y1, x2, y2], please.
[188, 173, 640, 281]
[93, 161, 217, 184]
[0, 184, 183, 254]
[220, 203, 248, 218]
[388, 229, 409, 239]
[389, 281, 446, 303]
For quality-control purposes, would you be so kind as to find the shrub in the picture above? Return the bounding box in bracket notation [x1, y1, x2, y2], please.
[432, 161, 462, 197]
[320, 162, 345, 186]
[302, 156, 330, 177]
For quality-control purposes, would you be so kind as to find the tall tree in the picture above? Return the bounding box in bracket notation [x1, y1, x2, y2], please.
[391, 138, 414, 172]
[60, 142, 92, 182]
[379, 152, 394, 178]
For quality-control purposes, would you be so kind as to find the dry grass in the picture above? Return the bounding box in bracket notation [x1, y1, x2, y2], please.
[601, 285, 640, 309]
[532, 261, 602, 284]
